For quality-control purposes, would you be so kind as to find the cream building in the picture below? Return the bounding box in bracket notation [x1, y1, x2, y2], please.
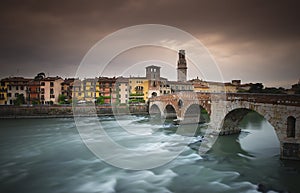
[40, 76, 63, 104]
[115, 77, 129, 104]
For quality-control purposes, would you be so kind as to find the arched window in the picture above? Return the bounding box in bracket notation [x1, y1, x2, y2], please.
[287, 116, 296, 138]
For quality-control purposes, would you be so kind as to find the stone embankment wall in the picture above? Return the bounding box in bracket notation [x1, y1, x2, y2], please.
[0, 105, 148, 118]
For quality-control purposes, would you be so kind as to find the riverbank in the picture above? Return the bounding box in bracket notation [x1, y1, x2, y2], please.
[0, 104, 149, 119]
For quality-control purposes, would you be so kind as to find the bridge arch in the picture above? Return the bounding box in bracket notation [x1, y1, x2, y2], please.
[183, 104, 210, 123]
[164, 104, 177, 119]
[149, 104, 161, 117]
[219, 107, 283, 138]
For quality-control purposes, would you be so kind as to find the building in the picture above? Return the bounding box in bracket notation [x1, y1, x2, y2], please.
[40, 76, 63, 104]
[83, 78, 98, 102]
[159, 77, 172, 95]
[98, 77, 117, 104]
[146, 65, 161, 98]
[61, 78, 77, 102]
[129, 77, 148, 103]
[2, 77, 29, 105]
[27, 79, 41, 104]
[168, 81, 194, 92]
[224, 82, 237, 93]
[115, 77, 129, 104]
[177, 50, 187, 82]
[72, 78, 99, 102]
[0, 79, 8, 105]
[189, 77, 210, 93]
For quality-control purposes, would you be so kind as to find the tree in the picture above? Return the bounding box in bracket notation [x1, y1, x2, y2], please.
[13, 94, 25, 105]
[249, 83, 264, 93]
[34, 72, 46, 80]
[96, 96, 105, 104]
[58, 94, 68, 104]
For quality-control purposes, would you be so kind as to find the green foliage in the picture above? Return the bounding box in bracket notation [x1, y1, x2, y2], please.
[13, 94, 25, 105]
[97, 96, 104, 104]
[34, 72, 46, 80]
[292, 84, 300, 94]
[58, 94, 68, 104]
[263, 87, 286, 94]
[241, 83, 287, 94]
[32, 100, 39, 105]
[130, 93, 144, 96]
[129, 99, 145, 104]
[249, 83, 264, 93]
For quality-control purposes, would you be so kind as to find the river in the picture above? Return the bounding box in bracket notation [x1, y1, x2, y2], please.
[0, 112, 299, 193]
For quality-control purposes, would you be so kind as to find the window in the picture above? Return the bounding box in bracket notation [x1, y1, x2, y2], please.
[8, 86, 11, 90]
[50, 88, 54, 94]
[15, 93, 19, 97]
[1, 82, 4, 86]
[287, 116, 296, 138]
[50, 95, 55, 98]
[41, 82, 45, 86]
[20, 86, 24, 90]
[41, 95, 45, 100]
[16, 86, 19, 90]
[8, 93, 11, 97]
[125, 94, 128, 98]
[50, 82, 54, 87]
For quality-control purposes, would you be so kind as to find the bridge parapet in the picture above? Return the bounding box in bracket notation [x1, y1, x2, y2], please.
[223, 93, 300, 106]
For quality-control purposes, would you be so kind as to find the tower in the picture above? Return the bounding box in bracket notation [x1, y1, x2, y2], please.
[177, 50, 187, 82]
[146, 65, 160, 81]
[146, 65, 161, 97]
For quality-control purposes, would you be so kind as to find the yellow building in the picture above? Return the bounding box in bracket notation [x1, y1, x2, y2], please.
[0, 80, 8, 105]
[2, 77, 29, 105]
[129, 77, 149, 103]
[72, 78, 99, 102]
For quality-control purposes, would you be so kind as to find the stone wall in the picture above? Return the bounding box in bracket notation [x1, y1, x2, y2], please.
[0, 104, 148, 118]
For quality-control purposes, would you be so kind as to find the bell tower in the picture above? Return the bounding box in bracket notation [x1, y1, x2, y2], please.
[177, 50, 187, 82]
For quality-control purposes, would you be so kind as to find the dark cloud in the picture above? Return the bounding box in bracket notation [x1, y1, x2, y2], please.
[0, 0, 299, 87]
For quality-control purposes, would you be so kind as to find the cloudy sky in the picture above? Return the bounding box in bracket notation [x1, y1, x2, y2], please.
[0, 0, 299, 88]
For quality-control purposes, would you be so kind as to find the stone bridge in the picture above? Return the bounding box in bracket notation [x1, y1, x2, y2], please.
[149, 92, 300, 160]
